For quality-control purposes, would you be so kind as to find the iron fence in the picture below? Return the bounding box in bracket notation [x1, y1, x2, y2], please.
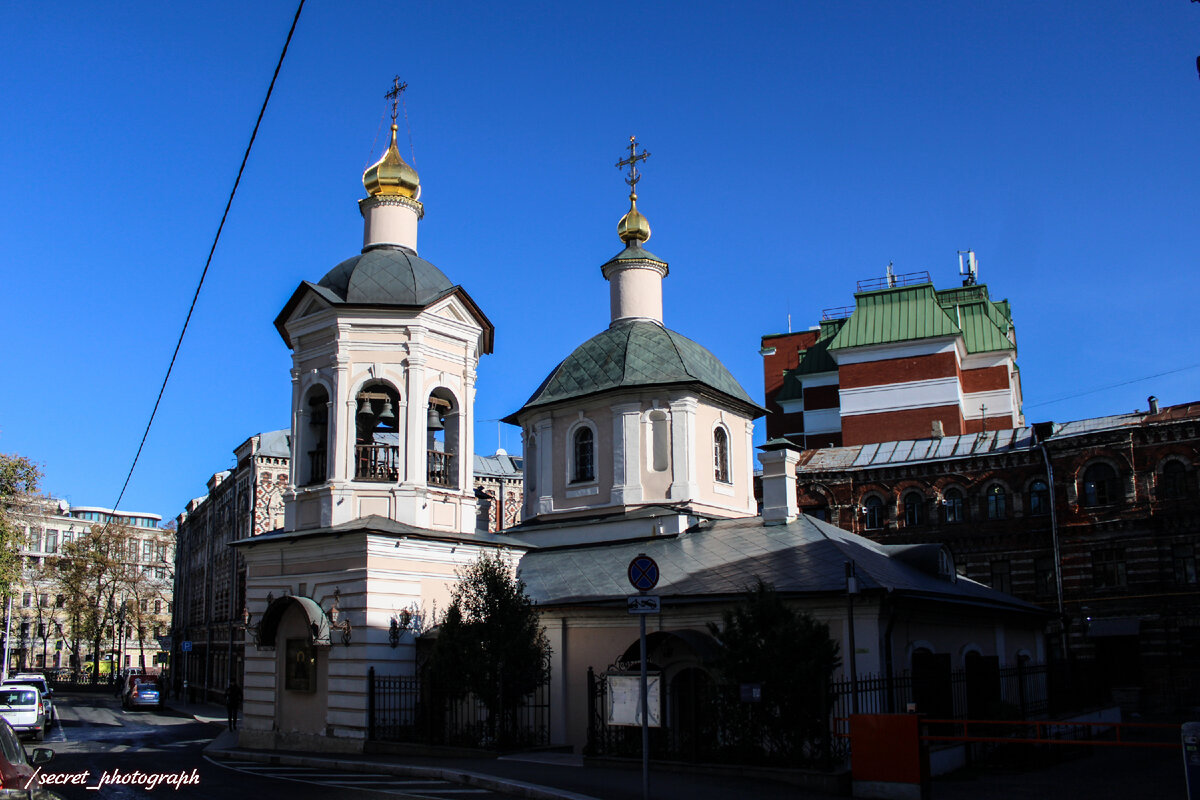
[367, 667, 550, 750]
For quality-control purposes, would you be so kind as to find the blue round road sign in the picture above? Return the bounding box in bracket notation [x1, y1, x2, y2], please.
[628, 555, 660, 591]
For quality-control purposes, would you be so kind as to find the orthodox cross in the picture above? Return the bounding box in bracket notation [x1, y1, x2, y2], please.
[385, 77, 408, 126]
[616, 135, 650, 189]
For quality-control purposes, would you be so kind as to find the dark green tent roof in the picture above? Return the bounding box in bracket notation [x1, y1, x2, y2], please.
[317, 244, 454, 306]
[507, 319, 762, 421]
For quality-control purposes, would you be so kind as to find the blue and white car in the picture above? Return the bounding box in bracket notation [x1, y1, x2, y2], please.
[4, 674, 53, 728]
[0, 685, 45, 742]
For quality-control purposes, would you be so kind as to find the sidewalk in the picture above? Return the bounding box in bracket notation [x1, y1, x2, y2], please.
[162, 695, 831, 800]
[163, 696, 1189, 800]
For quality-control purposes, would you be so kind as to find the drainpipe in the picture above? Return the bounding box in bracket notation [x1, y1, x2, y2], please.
[228, 472, 239, 689]
[1038, 440, 1068, 663]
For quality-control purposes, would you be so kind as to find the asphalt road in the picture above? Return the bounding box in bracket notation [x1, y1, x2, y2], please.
[30, 692, 514, 800]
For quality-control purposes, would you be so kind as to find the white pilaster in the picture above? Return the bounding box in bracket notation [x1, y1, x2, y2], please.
[611, 402, 644, 505]
[535, 417, 555, 515]
[667, 397, 699, 501]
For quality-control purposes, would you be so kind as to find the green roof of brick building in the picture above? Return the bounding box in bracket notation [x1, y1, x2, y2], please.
[827, 282, 1014, 355]
[776, 318, 845, 402]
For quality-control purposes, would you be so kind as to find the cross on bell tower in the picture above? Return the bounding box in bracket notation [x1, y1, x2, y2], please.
[385, 76, 408, 127]
[616, 135, 650, 192]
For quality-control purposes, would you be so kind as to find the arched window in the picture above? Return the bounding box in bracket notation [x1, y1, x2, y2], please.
[863, 495, 883, 530]
[1082, 463, 1118, 507]
[903, 492, 924, 527]
[943, 488, 965, 524]
[1161, 460, 1188, 500]
[986, 485, 1007, 520]
[572, 427, 595, 483]
[713, 427, 731, 483]
[1028, 480, 1050, 516]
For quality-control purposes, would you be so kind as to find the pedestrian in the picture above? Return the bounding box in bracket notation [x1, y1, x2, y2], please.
[226, 680, 242, 731]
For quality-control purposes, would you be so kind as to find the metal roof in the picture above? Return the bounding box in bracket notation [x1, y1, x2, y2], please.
[257, 429, 291, 458]
[509, 319, 761, 420]
[796, 428, 1036, 472]
[519, 514, 1039, 614]
[828, 283, 959, 350]
[318, 245, 454, 307]
[474, 453, 523, 478]
[825, 282, 1014, 354]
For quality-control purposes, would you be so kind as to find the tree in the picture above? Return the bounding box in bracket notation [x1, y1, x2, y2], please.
[0, 454, 41, 598]
[429, 552, 551, 744]
[49, 524, 128, 676]
[706, 579, 841, 764]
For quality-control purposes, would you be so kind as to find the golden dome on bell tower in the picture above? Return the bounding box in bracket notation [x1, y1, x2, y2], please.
[617, 192, 651, 244]
[362, 124, 421, 198]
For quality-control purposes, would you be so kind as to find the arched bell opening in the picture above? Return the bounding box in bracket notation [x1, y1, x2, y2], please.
[426, 388, 459, 489]
[300, 386, 330, 486]
[355, 381, 401, 482]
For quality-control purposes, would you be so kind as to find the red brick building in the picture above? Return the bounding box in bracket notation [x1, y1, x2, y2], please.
[785, 401, 1200, 710]
[761, 265, 1023, 449]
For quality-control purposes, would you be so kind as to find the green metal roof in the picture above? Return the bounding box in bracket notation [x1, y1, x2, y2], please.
[776, 318, 844, 402]
[828, 283, 959, 350]
[827, 282, 1014, 355]
[508, 319, 761, 420]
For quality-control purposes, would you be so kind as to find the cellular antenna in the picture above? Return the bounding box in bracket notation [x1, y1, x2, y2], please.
[957, 250, 978, 286]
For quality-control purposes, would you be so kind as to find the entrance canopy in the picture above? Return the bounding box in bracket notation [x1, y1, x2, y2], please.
[257, 595, 331, 647]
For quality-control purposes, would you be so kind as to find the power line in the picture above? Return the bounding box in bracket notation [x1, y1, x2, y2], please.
[110, 0, 307, 514]
[1026, 362, 1200, 409]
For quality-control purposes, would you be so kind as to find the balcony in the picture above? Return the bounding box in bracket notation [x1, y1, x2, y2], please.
[306, 449, 327, 485]
[356, 444, 399, 482]
[427, 450, 456, 488]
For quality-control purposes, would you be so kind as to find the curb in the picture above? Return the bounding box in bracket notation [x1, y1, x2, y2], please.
[203, 742, 600, 800]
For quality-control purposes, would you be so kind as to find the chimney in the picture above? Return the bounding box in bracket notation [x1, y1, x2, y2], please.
[1148, 396, 1160, 415]
[759, 443, 801, 525]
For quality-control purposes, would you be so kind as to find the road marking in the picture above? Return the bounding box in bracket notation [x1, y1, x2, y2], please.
[204, 756, 510, 798]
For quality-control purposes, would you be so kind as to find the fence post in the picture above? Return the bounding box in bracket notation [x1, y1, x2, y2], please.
[586, 667, 595, 755]
[368, 667, 376, 741]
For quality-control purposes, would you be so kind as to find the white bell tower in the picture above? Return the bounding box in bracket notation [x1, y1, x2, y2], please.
[274, 82, 494, 534]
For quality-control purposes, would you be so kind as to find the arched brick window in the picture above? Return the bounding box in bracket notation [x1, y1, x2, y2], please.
[1082, 463, 1118, 507]
[903, 492, 924, 527]
[1028, 480, 1050, 516]
[943, 488, 966, 524]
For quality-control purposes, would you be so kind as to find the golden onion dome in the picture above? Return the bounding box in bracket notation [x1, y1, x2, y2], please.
[362, 124, 420, 198]
[617, 192, 651, 244]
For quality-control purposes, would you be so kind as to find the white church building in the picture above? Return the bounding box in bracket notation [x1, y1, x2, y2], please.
[234, 111, 1046, 754]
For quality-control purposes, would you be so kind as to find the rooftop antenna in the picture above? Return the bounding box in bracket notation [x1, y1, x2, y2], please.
[957, 249, 978, 286]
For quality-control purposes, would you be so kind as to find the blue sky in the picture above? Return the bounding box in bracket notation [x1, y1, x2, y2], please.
[2, 2, 1197, 521]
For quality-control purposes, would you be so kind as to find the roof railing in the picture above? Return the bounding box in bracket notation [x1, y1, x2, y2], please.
[856, 270, 931, 293]
[821, 306, 854, 320]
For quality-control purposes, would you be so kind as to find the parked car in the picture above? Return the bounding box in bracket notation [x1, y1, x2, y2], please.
[3, 674, 53, 727]
[0, 717, 52, 791]
[0, 686, 44, 742]
[121, 676, 162, 710]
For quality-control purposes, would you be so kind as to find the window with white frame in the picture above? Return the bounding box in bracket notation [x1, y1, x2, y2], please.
[572, 426, 595, 483]
[713, 426, 731, 483]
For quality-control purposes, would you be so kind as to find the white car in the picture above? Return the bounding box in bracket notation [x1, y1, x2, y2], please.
[4, 674, 53, 727]
[0, 685, 45, 742]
